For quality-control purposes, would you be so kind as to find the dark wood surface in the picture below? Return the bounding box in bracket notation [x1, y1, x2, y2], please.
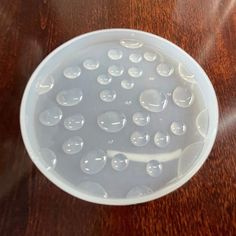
[0, 0, 235, 235]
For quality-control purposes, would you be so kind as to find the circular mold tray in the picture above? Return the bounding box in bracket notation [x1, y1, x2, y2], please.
[20, 29, 218, 205]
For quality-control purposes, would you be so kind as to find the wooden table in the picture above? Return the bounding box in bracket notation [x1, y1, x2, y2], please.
[0, 0, 235, 235]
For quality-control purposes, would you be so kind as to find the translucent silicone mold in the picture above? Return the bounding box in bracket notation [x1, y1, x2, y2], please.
[20, 29, 218, 205]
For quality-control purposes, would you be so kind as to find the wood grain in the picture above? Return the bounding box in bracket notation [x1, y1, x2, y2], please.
[0, 0, 235, 235]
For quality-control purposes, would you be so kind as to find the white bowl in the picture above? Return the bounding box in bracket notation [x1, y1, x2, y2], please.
[20, 29, 218, 205]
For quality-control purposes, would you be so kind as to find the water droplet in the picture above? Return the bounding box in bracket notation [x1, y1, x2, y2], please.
[83, 59, 99, 70]
[125, 100, 132, 105]
[170, 121, 187, 135]
[62, 136, 84, 155]
[132, 112, 150, 126]
[129, 53, 142, 63]
[144, 51, 157, 62]
[121, 78, 134, 90]
[130, 131, 150, 147]
[139, 89, 168, 112]
[39, 106, 62, 126]
[120, 39, 143, 49]
[108, 139, 114, 144]
[126, 186, 153, 198]
[63, 66, 81, 79]
[146, 160, 162, 177]
[64, 113, 85, 131]
[100, 89, 116, 102]
[36, 76, 54, 95]
[108, 65, 124, 77]
[196, 109, 209, 138]
[80, 149, 107, 175]
[97, 74, 112, 85]
[39, 148, 57, 170]
[97, 111, 127, 133]
[172, 86, 194, 108]
[108, 49, 123, 60]
[178, 63, 196, 83]
[78, 181, 108, 198]
[111, 153, 129, 171]
[56, 88, 83, 106]
[154, 132, 170, 148]
[128, 67, 143, 78]
[178, 142, 204, 175]
[156, 63, 174, 77]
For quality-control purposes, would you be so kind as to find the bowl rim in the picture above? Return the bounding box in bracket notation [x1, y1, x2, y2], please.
[20, 28, 219, 205]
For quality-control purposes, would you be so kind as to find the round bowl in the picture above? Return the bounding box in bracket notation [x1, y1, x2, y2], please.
[20, 29, 218, 205]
